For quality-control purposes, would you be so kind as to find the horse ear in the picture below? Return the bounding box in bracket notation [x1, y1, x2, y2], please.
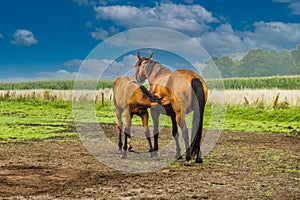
[148, 52, 154, 59]
[137, 52, 141, 60]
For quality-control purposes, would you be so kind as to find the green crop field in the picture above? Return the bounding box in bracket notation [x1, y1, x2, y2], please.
[0, 75, 299, 90]
[0, 80, 114, 90]
[207, 75, 300, 90]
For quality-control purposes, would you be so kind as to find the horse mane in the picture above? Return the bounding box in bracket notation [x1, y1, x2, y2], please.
[139, 84, 162, 103]
[145, 60, 170, 77]
[129, 79, 161, 103]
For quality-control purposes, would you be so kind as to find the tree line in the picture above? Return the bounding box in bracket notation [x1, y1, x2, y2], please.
[203, 44, 300, 78]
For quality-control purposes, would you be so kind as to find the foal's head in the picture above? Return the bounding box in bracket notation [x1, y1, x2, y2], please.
[134, 52, 153, 84]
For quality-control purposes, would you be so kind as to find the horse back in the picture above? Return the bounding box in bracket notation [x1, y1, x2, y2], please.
[174, 69, 208, 104]
[158, 69, 207, 113]
[113, 76, 137, 109]
[113, 76, 159, 112]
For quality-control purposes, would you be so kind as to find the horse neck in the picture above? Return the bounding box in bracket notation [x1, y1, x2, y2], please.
[145, 62, 171, 84]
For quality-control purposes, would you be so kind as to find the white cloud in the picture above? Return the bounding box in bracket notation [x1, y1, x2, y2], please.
[64, 54, 137, 79]
[192, 61, 206, 71]
[63, 59, 82, 67]
[289, 1, 300, 15]
[273, 0, 300, 15]
[90, 28, 109, 40]
[0, 70, 87, 83]
[89, 26, 119, 40]
[64, 58, 113, 73]
[37, 70, 78, 80]
[98, 27, 210, 60]
[11, 29, 38, 46]
[77, 1, 300, 56]
[243, 21, 300, 50]
[196, 24, 244, 55]
[0, 55, 137, 82]
[91, 3, 300, 56]
[195, 21, 300, 56]
[94, 3, 218, 34]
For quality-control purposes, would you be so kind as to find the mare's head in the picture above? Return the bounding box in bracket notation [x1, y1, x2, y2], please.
[134, 52, 153, 84]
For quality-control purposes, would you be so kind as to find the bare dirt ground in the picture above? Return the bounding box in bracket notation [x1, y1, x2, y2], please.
[0, 123, 299, 199]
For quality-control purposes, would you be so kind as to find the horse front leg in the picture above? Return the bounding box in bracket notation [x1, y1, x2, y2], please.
[150, 108, 160, 158]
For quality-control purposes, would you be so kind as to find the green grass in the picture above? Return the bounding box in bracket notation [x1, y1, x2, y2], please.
[223, 105, 300, 133]
[0, 99, 75, 141]
[0, 99, 299, 141]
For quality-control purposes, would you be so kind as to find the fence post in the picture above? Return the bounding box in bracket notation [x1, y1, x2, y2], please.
[102, 92, 104, 107]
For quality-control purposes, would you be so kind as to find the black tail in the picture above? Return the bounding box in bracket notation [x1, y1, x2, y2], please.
[190, 78, 205, 157]
[139, 85, 162, 103]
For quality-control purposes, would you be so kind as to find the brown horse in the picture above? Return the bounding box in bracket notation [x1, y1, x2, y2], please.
[134, 52, 208, 164]
[113, 76, 161, 158]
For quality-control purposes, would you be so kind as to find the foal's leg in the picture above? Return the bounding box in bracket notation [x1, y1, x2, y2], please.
[116, 107, 123, 154]
[122, 109, 132, 159]
[141, 112, 154, 157]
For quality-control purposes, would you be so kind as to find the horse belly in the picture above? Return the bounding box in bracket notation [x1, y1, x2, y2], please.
[130, 106, 147, 115]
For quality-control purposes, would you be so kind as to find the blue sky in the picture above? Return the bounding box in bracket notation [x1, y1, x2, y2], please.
[0, 0, 299, 81]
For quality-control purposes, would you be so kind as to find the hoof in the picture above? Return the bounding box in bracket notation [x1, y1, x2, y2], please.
[184, 161, 191, 166]
[195, 158, 203, 163]
[175, 155, 183, 160]
[150, 151, 160, 160]
[150, 151, 157, 158]
[118, 149, 122, 154]
[121, 152, 127, 159]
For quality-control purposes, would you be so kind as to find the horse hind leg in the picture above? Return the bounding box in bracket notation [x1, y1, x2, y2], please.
[191, 78, 205, 164]
[176, 114, 191, 165]
[116, 107, 123, 154]
[150, 108, 160, 158]
[122, 110, 132, 159]
[171, 115, 181, 159]
[193, 112, 203, 163]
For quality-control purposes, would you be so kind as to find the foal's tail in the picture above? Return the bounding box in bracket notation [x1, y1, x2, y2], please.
[190, 78, 205, 157]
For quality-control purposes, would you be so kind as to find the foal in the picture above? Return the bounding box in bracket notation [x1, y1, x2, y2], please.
[113, 76, 161, 158]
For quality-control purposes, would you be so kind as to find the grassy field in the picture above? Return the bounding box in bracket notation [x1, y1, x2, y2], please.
[0, 77, 299, 141]
[0, 98, 298, 141]
[0, 99, 74, 140]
